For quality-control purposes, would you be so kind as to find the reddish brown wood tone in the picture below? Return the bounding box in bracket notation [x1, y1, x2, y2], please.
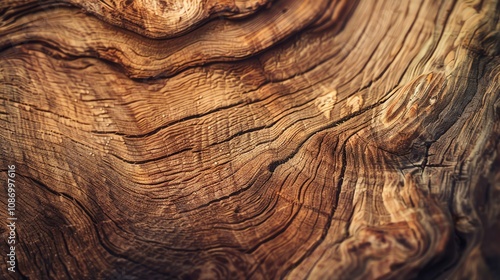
[1, 0, 499, 279]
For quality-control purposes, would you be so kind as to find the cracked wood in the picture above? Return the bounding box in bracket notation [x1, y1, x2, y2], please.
[0, 0, 499, 279]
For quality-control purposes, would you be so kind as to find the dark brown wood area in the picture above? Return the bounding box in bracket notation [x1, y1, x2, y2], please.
[1, 0, 499, 279]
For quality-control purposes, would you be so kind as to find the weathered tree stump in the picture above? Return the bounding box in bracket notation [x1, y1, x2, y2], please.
[1, 0, 499, 279]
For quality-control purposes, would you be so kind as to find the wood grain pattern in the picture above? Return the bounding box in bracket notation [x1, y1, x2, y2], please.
[0, 0, 499, 279]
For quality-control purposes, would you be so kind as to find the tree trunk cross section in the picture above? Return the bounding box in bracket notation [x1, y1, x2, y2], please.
[0, 0, 499, 279]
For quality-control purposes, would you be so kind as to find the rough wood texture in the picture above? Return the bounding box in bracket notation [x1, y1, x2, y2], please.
[1, 0, 499, 279]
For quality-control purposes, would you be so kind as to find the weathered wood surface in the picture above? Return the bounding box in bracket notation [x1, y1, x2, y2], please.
[1, 0, 499, 279]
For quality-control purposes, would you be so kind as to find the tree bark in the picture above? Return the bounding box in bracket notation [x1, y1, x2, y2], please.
[1, 0, 499, 279]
